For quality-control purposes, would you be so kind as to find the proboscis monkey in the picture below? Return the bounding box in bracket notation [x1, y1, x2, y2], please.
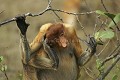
[15, 16, 97, 80]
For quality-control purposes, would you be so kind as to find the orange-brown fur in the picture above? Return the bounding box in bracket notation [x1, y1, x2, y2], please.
[63, 0, 81, 25]
[22, 23, 83, 80]
[45, 23, 65, 47]
[30, 23, 82, 58]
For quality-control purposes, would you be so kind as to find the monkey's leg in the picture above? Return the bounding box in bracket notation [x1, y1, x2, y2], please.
[15, 16, 38, 80]
[43, 39, 59, 69]
[20, 34, 58, 70]
[20, 34, 31, 64]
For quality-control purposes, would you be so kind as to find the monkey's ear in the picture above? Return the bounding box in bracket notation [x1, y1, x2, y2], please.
[59, 36, 68, 47]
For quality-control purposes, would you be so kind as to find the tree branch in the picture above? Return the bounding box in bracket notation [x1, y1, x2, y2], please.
[97, 54, 120, 80]
[98, 50, 120, 70]
[0, 0, 95, 27]
[100, 0, 120, 31]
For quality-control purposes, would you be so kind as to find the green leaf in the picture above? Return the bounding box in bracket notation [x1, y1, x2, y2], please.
[1, 65, 7, 71]
[112, 74, 118, 80]
[95, 32, 100, 40]
[1, 66, 4, 71]
[108, 13, 120, 27]
[104, 13, 116, 19]
[96, 59, 101, 69]
[4, 65, 7, 71]
[95, 29, 114, 40]
[96, 59, 104, 71]
[96, 10, 105, 16]
[96, 10, 115, 19]
[0, 56, 4, 63]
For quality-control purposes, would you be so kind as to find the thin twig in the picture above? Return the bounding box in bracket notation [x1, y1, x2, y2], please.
[75, 15, 87, 37]
[0, 18, 16, 26]
[96, 15, 108, 32]
[99, 50, 120, 69]
[52, 9, 95, 15]
[115, 28, 120, 46]
[109, 44, 120, 56]
[0, 64, 9, 80]
[83, 67, 95, 80]
[4, 70, 9, 80]
[48, 0, 63, 22]
[51, 7, 63, 22]
[101, 0, 108, 12]
[97, 55, 120, 80]
[111, 18, 120, 31]
[97, 40, 110, 57]
[93, 14, 98, 36]
[100, 0, 120, 31]
[0, 7, 95, 27]
[52, 11, 63, 22]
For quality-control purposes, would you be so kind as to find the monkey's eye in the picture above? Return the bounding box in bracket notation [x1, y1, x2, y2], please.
[60, 33, 64, 36]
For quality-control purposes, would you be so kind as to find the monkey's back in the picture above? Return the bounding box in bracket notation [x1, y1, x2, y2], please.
[37, 47, 79, 80]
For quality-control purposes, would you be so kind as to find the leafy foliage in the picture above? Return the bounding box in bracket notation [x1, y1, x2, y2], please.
[96, 10, 120, 29]
[95, 10, 120, 44]
[108, 13, 120, 27]
[96, 59, 104, 71]
[95, 29, 114, 41]
[0, 56, 4, 63]
[0, 56, 7, 72]
[112, 74, 118, 80]
[112, 67, 120, 80]
[96, 10, 115, 19]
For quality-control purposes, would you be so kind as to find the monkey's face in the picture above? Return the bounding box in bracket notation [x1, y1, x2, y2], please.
[45, 23, 68, 48]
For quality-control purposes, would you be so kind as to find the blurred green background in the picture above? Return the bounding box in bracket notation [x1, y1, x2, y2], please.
[0, 0, 120, 80]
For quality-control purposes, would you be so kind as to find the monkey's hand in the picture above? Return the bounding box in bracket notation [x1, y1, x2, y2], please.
[88, 36, 97, 54]
[15, 15, 29, 35]
[78, 36, 97, 66]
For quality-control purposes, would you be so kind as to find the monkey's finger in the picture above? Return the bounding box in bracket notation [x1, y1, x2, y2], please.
[89, 37, 97, 48]
[88, 36, 97, 53]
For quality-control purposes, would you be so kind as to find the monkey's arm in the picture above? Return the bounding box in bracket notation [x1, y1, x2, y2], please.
[16, 16, 58, 69]
[77, 37, 97, 66]
[16, 16, 31, 64]
[29, 39, 59, 69]
[69, 27, 97, 66]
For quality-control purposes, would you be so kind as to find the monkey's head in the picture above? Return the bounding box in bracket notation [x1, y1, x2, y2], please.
[45, 23, 68, 48]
